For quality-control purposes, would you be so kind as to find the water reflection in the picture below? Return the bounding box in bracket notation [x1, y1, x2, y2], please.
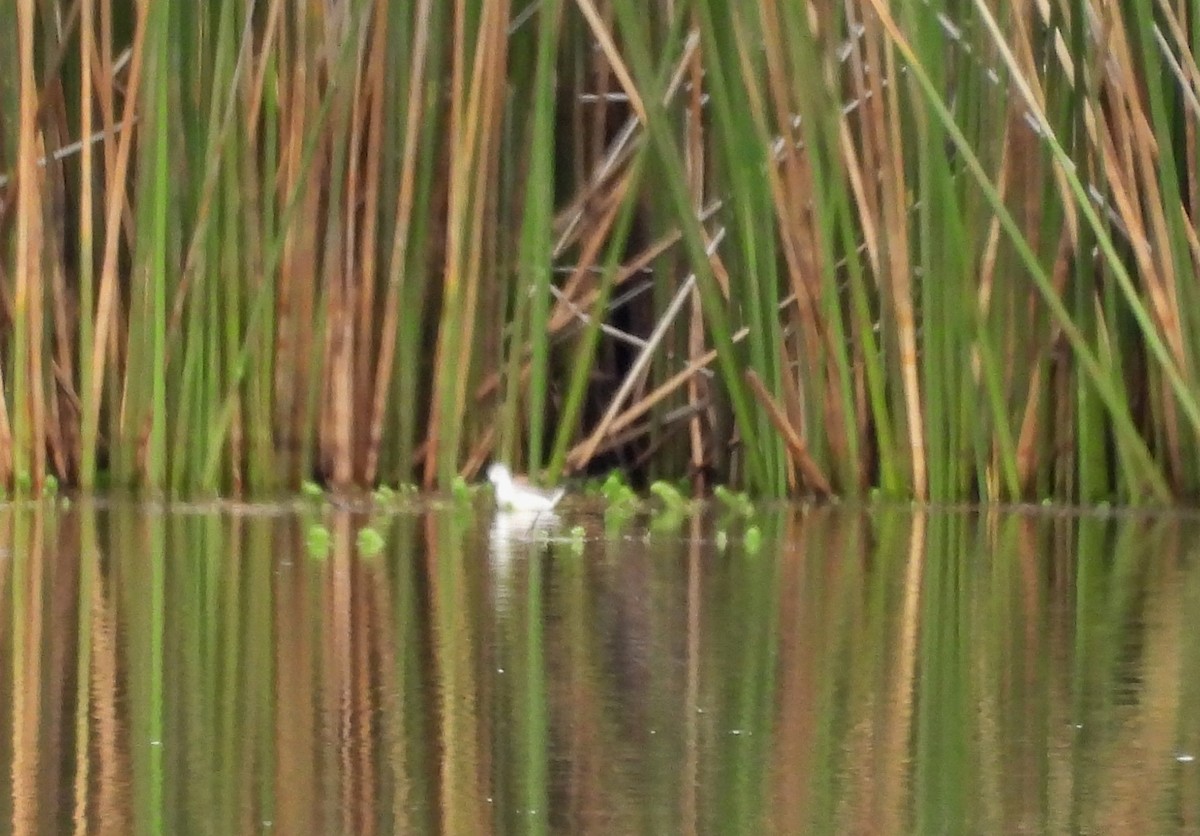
[488, 509, 560, 611]
[0, 500, 1198, 833]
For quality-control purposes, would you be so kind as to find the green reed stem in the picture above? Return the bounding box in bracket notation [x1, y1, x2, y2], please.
[520, 0, 563, 476]
[613, 0, 770, 490]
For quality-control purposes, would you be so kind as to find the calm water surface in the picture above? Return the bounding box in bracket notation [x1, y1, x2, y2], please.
[1, 497, 1198, 834]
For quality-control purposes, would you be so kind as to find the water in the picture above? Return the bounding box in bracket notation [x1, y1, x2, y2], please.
[1, 497, 1198, 834]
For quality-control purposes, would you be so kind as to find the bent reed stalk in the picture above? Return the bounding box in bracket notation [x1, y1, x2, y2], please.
[2, 1, 1200, 504]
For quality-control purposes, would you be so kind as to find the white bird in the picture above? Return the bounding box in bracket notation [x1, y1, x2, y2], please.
[487, 462, 565, 512]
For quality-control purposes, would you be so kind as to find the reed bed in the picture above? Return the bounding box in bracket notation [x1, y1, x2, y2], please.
[2, 0, 1200, 502]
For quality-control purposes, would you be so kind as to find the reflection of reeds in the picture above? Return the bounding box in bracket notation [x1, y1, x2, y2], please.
[2, 503, 1200, 829]
[5, 3, 1200, 500]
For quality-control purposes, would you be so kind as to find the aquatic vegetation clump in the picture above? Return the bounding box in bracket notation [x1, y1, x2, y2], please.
[451, 475, 475, 506]
[305, 524, 331, 559]
[743, 526, 763, 555]
[714, 486, 755, 518]
[356, 526, 385, 556]
[598, 472, 639, 511]
[649, 510, 684, 534]
[649, 480, 691, 513]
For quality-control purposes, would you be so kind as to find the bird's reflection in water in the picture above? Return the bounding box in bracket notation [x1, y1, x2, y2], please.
[487, 509, 561, 610]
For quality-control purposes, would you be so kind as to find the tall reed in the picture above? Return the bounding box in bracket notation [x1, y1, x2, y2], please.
[3, 1, 1200, 502]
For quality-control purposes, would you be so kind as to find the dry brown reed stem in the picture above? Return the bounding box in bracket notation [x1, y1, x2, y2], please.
[325, 19, 375, 488]
[684, 34, 707, 480]
[33, 110, 73, 473]
[328, 128, 356, 487]
[463, 0, 511, 441]
[353, 3, 388, 479]
[1156, 0, 1200, 109]
[1101, 36, 1179, 355]
[546, 168, 636, 335]
[423, 0, 509, 487]
[82, 0, 146, 485]
[1115, 57, 1192, 476]
[549, 212, 702, 332]
[245, 0, 285, 143]
[1004, 0, 1078, 489]
[862, 5, 926, 499]
[25, 38, 46, 491]
[595, 400, 710, 465]
[572, 252, 709, 468]
[573, 0, 646, 125]
[744, 370, 832, 495]
[470, 203, 695, 407]
[566, 326, 751, 470]
[76, 0, 96, 482]
[551, 32, 698, 263]
[1157, 0, 1200, 245]
[752, 0, 858, 476]
[364, 0, 435, 483]
[277, 63, 322, 477]
[1001, 0, 1198, 477]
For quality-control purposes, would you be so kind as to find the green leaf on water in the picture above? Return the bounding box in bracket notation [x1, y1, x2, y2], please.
[356, 526, 385, 556]
[650, 480, 688, 512]
[306, 524, 331, 558]
[744, 526, 763, 555]
[714, 485, 754, 518]
[451, 475, 473, 503]
[650, 506, 685, 533]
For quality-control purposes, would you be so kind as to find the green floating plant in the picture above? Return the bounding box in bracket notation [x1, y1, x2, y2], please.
[650, 507, 685, 533]
[600, 470, 626, 489]
[743, 525, 763, 555]
[602, 471, 642, 512]
[356, 526, 385, 556]
[451, 475, 474, 505]
[600, 471, 633, 500]
[714, 485, 755, 518]
[306, 523, 331, 558]
[649, 480, 692, 514]
[301, 480, 324, 500]
[604, 501, 636, 535]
